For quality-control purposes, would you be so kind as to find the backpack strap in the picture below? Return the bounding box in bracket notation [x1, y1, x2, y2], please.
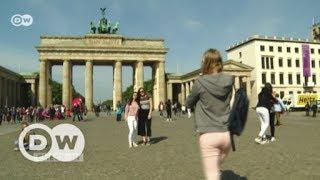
[230, 132, 236, 151]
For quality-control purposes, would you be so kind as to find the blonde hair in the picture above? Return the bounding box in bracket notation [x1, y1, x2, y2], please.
[201, 49, 223, 75]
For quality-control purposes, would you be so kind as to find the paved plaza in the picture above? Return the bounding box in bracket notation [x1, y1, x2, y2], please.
[0, 110, 319, 180]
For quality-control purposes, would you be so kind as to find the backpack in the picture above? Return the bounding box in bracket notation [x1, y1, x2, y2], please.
[228, 87, 249, 151]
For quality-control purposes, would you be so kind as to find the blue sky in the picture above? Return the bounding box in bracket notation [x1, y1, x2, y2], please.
[0, 0, 319, 102]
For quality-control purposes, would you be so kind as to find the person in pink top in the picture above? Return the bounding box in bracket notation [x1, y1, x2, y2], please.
[124, 92, 140, 148]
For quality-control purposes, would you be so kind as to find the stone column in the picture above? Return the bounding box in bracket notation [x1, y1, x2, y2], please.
[39, 60, 47, 108]
[30, 82, 36, 106]
[190, 80, 194, 90]
[0, 77, 4, 107]
[69, 64, 73, 107]
[181, 83, 186, 104]
[12, 82, 16, 107]
[245, 76, 251, 97]
[0, 77, 2, 107]
[167, 82, 173, 101]
[134, 61, 144, 91]
[62, 60, 71, 109]
[8, 80, 13, 107]
[3, 79, 8, 106]
[185, 82, 190, 98]
[16, 82, 21, 107]
[113, 61, 122, 110]
[157, 61, 166, 104]
[235, 76, 240, 89]
[85, 60, 93, 111]
[132, 65, 135, 90]
[152, 64, 158, 108]
[46, 62, 52, 106]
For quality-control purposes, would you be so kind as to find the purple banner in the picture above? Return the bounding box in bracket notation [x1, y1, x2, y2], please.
[302, 44, 311, 77]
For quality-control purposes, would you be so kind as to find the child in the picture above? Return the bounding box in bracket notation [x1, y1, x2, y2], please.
[116, 103, 123, 122]
[14, 122, 31, 151]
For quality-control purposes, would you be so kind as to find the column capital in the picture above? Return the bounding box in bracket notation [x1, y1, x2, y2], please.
[62, 59, 71, 62]
[39, 58, 47, 62]
[135, 60, 143, 63]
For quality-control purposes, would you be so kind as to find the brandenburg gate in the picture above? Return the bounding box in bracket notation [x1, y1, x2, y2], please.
[36, 34, 168, 110]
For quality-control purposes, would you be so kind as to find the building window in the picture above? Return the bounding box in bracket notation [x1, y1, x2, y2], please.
[260, 45, 265, 51]
[278, 46, 282, 52]
[279, 58, 283, 67]
[279, 73, 284, 85]
[288, 74, 293, 84]
[261, 56, 265, 69]
[280, 91, 285, 99]
[239, 52, 242, 58]
[287, 47, 291, 53]
[295, 47, 299, 53]
[297, 91, 301, 94]
[266, 57, 270, 69]
[296, 74, 301, 84]
[313, 74, 317, 84]
[312, 59, 315, 68]
[311, 48, 314, 54]
[287, 58, 292, 67]
[295, 59, 300, 67]
[318, 49, 320, 54]
[271, 73, 275, 84]
[269, 46, 273, 52]
[270, 57, 274, 69]
[289, 91, 293, 95]
[262, 73, 266, 84]
[319, 60, 320, 68]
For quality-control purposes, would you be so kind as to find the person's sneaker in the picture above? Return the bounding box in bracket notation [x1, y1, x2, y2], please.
[146, 142, 151, 146]
[129, 143, 133, 148]
[270, 137, 276, 142]
[166, 119, 169, 122]
[132, 142, 138, 147]
[255, 137, 262, 144]
[260, 138, 270, 144]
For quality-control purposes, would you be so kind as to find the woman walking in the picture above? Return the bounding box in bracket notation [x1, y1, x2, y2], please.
[186, 49, 234, 180]
[124, 92, 140, 148]
[255, 83, 277, 144]
[137, 87, 153, 146]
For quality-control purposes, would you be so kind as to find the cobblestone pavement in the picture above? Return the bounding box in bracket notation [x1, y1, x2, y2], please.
[0, 111, 319, 180]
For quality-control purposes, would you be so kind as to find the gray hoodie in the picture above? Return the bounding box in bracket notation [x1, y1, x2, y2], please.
[185, 72, 234, 133]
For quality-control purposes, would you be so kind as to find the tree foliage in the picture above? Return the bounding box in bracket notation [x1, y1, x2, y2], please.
[107, 80, 154, 104]
[51, 80, 83, 105]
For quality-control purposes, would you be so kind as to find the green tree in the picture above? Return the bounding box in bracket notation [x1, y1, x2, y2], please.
[51, 80, 83, 105]
[123, 79, 153, 103]
[104, 80, 154, 105]
[101, 99, 113, 106]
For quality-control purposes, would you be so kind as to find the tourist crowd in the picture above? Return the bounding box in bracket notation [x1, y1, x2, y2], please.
[0, 104, 88, 125]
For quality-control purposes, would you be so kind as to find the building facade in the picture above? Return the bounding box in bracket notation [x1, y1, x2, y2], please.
[0, 66, 38, 108]
[227, 35, 320, 106]
[166, 60, 253, 105]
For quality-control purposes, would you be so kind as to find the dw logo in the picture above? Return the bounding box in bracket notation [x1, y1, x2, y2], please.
[11, 14, 33, 27]
[19, 123, 85, 162]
